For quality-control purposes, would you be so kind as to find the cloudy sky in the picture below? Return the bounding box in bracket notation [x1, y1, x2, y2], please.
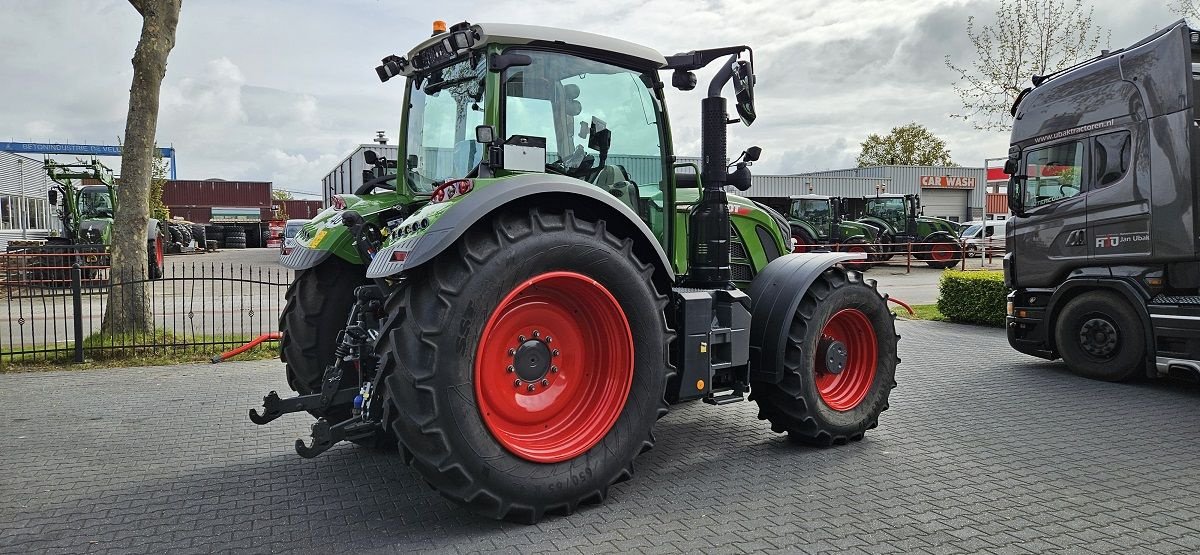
[0, 0, 1184, 196]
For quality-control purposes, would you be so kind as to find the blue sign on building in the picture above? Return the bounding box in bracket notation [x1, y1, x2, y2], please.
[0, 142, 177, 179]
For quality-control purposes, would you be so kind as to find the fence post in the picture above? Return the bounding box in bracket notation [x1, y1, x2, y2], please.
[72, 263, 85, 363]
[960, 240, 967, 271]
[906, 241, 912, 274]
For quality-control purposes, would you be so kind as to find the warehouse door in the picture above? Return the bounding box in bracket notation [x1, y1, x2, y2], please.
[920, 189, 969, 222]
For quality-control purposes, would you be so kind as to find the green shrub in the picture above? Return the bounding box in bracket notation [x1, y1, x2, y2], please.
[936, 270, 1007, 327]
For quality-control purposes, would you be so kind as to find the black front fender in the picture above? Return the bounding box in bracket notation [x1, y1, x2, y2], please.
[746, 252, 864, 383]
[367, 174, 674, 283]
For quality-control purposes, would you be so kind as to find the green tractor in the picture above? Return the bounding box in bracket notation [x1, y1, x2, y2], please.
[257, 22, 898, 522]
[787, 194, 879, 271]
[856, 194, 962, 269]
[30, 158, 166, 282]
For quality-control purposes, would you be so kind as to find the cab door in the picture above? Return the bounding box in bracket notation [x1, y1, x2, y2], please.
[1011, 140, 1090, 287]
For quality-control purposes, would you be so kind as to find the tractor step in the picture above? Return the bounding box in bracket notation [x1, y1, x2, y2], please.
[703, 390, 744, 405]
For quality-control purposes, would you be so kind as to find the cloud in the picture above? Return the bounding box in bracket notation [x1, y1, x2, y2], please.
[0, 0, 1184, 194]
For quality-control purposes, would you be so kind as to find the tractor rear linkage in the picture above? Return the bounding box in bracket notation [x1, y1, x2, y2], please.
[249, 215, 389, 457]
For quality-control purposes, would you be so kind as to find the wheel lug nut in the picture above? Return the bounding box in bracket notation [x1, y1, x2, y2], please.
[541, 379, 549, 387]
[513, 379, 521, 387]
[550, 366, 558, 373]
[545, 336, 552, 343]
[527, 384, 536, 392]
[532, 330, 540, 338]
[507, 348, 515, 356]
[552, 349, 560, 357]
[506, 365, 514, 373]
[518, 335, 526, 342]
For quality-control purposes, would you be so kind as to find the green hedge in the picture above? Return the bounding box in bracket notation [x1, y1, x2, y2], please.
[936, 270, 1007, 327]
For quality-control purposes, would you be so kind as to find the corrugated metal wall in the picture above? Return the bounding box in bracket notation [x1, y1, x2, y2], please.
[163, 180, 272, 208]
[323, 145, 399, 205]
[277, 200, 324, 220]
[0, 151, 56, 248]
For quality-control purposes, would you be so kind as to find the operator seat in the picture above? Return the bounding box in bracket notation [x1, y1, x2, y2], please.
[592, 165, 642, 217]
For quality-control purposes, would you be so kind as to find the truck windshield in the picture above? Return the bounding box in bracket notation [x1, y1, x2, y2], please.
[77, 187, 113, 218]
[404, 56, 487, 193]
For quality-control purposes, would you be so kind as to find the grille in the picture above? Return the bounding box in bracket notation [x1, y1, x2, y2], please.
[731, 263, 754, 282]
[730, 241, 748, 260]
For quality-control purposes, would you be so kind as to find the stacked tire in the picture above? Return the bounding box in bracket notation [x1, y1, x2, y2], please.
[223, 226, 247, 249]
[189, 224, 207, 249]
[206, 225, 224, 246]
[166, 223, 191, 254]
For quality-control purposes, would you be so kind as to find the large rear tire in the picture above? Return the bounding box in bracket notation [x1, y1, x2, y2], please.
[1054, 291, 1145, 382]
[750, 268, 898, 445]
[376, 208, 670, 523]
[279, 256, 372, 423]
[791, 227, 815, 254]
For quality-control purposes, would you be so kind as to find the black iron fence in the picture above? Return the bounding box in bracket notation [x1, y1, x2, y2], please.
[2, 250, 293, 363]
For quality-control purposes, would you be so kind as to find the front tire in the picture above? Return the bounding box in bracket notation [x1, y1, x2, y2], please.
[376, 208, 670, 523]
[839, 237, 873, 272]
[924, 238, 962, 269]
[279, 256, 369, 418]
[750, 268, 897, 445]
[1054, 291, 1145, 382]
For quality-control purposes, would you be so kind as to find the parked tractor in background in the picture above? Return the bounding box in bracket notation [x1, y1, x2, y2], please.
[11, 158, 166, 282]
[786, 194, 878, 270]
[254, 21, 899, 523]
[1006, 21, 1200, 383]
[854, 194, 962, 268]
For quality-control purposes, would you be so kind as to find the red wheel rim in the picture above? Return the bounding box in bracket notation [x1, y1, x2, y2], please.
[815, 308, 878, 411]
[474, 271, 634, 463]
[792, 235, 810, 254]
[930, 243, 954, 262]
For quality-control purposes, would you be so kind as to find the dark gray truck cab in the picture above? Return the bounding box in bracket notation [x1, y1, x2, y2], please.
[1005, 20, 1200, 381]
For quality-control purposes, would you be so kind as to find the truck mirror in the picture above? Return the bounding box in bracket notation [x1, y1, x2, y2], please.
[732, 60, 756, 126]
[363, 150, 378, 166]
[1007, 177, 1026, 216]
[48, 189, 57, 205]
[407, 155, 419, 170]
[1003, 158, 1018, 175]
[744, 146, 762, 162]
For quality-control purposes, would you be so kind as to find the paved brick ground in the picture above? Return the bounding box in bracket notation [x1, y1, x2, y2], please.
[3, 320, 1200, 554]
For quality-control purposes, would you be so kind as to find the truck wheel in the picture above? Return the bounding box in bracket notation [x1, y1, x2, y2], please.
[1054, 291, 1145, 381]
[377, 208, 670, 523]
[924, 238, 962, 269]
[839, 238, 872, 272]
[750, 268, 897, 446]
[278, 256, 380, 439]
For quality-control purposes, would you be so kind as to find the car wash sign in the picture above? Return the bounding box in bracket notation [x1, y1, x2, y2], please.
[920, 175, 978, 189]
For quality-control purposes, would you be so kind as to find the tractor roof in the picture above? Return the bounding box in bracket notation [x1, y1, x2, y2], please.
[790, 194, 831, 200]
[406, 22, 668, 69]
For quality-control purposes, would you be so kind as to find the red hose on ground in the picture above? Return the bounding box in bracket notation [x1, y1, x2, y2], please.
[888, 297, 916, 317]
[212, 332, 281, 363]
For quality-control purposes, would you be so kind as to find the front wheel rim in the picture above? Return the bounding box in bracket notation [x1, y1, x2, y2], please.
[930, 243, 955, 262]
[815, 308, 878, 411]
[474, 271, 634, 463]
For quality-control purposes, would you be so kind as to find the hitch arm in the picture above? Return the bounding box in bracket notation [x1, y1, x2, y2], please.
[248, 388, 359, 425]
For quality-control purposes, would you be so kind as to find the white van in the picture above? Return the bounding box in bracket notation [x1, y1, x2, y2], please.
[960, 220, 1007, 257]
[281, 219, 310, 256]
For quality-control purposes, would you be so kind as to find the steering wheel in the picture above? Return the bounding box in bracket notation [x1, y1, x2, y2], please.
[354, 173, 397, 195]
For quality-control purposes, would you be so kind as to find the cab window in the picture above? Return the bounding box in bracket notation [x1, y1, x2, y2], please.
[1022, 141, 1085, 207]
[502, 49, 667, 234]
[1093, 131, 1131, 188]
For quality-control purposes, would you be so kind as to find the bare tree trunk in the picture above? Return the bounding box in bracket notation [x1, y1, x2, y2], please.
[102, 0, 181, 334]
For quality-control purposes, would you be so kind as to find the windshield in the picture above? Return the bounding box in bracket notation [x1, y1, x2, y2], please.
[404, 56, 487, 192]
[284, 223, 306, 238]
[961, 224, 982, 238]
[866, 197, 906, 227]
[78, 187, 113, 218]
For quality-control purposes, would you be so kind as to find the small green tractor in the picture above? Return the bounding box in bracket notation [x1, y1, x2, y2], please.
[855, 194, 962, 268]
[22, 159, 166, 282]
[787, 194, 879, 270]
[256, 22, 898, 523]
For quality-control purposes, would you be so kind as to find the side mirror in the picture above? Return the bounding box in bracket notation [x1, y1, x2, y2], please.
[475, 125, 496, 144]
[672, 69, 697, 91]
[407, 155, 419, 170]
[363, 150, 378, 166]
[48, 189, 58, 205]
[744, 146, 762, 163]
[732, 60, 756, 126]
[1003, 158, 1018, 175]
[1008, 176, 1027, 216]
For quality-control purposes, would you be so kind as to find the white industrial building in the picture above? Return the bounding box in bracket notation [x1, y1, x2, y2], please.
[0, 152, 56, 248]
